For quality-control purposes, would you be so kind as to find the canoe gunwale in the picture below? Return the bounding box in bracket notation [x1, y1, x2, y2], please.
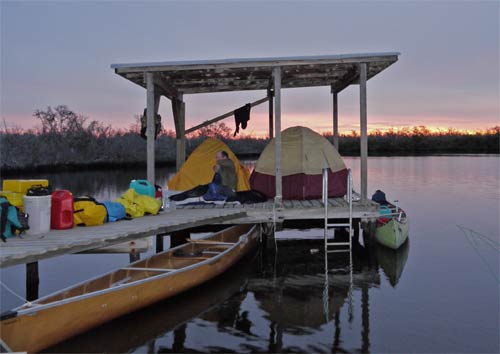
[13, 224, 258, 316]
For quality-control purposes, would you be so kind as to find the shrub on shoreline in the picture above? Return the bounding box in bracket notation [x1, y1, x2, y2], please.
[1, 106, 498, 173]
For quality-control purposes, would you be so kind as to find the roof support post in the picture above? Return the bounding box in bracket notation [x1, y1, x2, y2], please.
[359, 63, 368, 202]
[146, 72, 157, 184]
[331, 87, 339, 150]
[273, 67, 282, 207]
[268, 89, 274, 139]
[172, 94, 185, 171]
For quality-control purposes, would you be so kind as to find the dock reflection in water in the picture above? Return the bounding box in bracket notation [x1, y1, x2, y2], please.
[43, 238, 410, 353]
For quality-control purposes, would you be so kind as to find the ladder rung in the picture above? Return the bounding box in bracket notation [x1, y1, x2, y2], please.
[327, 249, 351, 253]
[326, 242, 351, 246]
[327, 223, 351, 227]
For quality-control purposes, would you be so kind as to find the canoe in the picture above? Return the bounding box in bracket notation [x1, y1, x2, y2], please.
[375, 203, 409, 250]
[44, 252, 259, 353]
[0, 224, 261, 353]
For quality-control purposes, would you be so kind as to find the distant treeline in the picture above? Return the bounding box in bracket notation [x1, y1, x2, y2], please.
[1, 105, 498, 173]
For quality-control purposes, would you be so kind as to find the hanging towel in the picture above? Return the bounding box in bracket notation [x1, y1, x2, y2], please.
[140, 108, 162, 140]
[233, 103, 251, 137]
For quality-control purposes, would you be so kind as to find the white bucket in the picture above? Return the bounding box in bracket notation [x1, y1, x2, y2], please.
[23, 195, 52, 235]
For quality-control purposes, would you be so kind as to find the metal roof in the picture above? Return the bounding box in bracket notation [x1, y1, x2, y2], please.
[111, 52, 399, 98]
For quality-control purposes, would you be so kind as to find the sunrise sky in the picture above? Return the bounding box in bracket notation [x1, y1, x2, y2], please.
[1, 1, 498, 136]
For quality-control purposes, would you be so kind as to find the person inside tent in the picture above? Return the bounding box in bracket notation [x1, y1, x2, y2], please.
[203, 150, 237, 201]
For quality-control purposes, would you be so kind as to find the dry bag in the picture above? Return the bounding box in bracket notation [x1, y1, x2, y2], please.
[73, 196, 107, 227]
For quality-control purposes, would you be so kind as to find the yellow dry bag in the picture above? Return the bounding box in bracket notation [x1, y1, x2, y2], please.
[116, 189, 161, 218]
[73, 197, 107, 226]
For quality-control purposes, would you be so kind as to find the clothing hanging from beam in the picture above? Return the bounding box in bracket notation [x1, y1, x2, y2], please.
[140, 108, 162, 140]
[233, 103, 251, 136]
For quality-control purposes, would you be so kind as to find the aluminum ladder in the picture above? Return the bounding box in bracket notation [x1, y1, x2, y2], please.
[322, 167, 354, 323]
[322, 168, 353, 254]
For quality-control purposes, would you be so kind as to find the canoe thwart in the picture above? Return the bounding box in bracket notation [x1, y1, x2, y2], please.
[121, 267, 176, 272]
[186, 239, 235, 245]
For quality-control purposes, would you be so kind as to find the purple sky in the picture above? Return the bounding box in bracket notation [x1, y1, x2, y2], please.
[1, 1, 498, 135]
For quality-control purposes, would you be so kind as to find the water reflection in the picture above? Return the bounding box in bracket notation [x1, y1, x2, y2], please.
[43, 239, 410, 353]
[377, 240, 410, 287]
[6, 155, 498, 352]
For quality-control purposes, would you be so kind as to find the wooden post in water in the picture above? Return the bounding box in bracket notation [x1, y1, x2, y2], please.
[26, 262, 39, 302]
[361, 285, 370, 352]
[156, 234, 164, 253]
[359, 63, 368, 201]
[273, 67, 282, 207]
[146, 72, 156, 185]
[331, 87, 339, 150]
[268, 88, 274, 139]
[129, 252, 140, 263]
[170, 229, 190, 248]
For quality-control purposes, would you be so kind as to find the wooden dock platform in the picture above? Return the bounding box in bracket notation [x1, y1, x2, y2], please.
[0, 209, 245, 268]
[0, 198, 378, 268]
[175, 197, 379, 224]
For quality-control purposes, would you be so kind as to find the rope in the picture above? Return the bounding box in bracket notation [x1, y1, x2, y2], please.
[457, 225, 499, 283]
[457, 225, 499, 252]
[0, 280, 32, 306]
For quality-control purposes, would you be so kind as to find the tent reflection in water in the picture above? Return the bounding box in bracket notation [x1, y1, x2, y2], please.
[250, 126, 348, 200]
[168, 137, 251, 192]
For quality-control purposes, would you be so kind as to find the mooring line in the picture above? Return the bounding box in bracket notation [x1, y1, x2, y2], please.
[458, 225, 499, 283]
[457, 225, 500, 252]
[0, 281, 32, 306]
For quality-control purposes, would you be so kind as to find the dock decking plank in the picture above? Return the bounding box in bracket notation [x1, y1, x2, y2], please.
[0, 209, 246, 268]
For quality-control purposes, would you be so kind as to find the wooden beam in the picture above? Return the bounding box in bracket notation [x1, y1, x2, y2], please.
[146, 72, 156, 185]
[273, 67, 282, 207]
[359, 63, 368, 201]
[331, 87, 339, 150]
[114, 54, 399, 73]
[172, 72, 349, 88]
[185, 96, 269, 135]
[331, 66, 359, 93]
[268, 89, 274, 139]
[179, 76, 353, 94]
[153, 74, 179, 99]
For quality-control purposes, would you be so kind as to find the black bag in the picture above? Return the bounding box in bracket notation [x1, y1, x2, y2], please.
[227, 190, 268, 204]
[371, 190, 388, 204]
[26, 184, 52, 196]
[170, 184, 209, 201]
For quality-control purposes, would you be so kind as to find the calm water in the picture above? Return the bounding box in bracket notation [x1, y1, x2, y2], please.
[1, 156, 499, 353]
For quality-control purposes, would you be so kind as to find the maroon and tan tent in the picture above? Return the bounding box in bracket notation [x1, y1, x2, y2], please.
[250, 126, 348, 200]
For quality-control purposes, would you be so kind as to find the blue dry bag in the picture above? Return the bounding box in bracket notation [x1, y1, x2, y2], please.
[102, 201, 126, 222]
